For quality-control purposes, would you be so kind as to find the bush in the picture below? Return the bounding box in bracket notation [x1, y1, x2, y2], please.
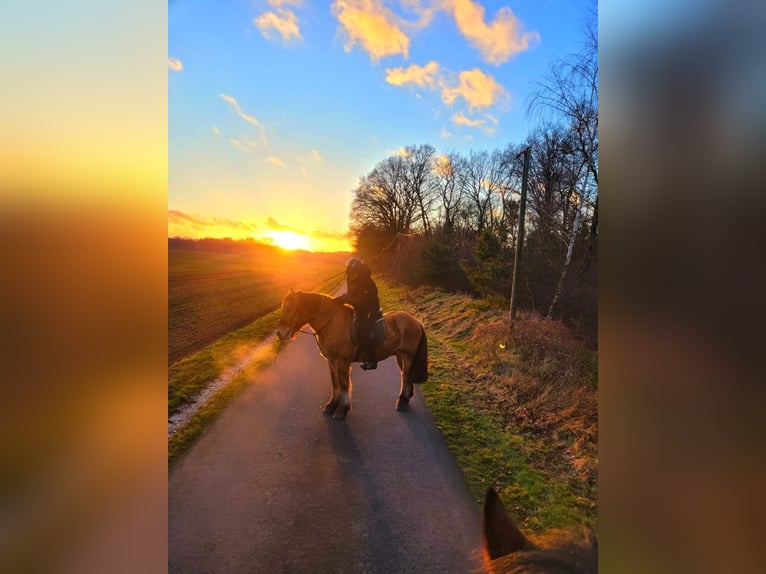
[461, 228, 514, 299]
[416, 234, 472, 291]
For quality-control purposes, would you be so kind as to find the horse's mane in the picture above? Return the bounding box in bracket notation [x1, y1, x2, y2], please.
[296, 291, 337, 315]
[487, 529, 597, 573]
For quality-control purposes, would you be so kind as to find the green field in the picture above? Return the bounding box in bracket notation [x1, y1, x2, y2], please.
[169, 246, 349, 364]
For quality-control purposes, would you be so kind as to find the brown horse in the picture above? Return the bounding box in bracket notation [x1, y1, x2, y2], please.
[483, 488, 597, 573]
[275, 290, 428, 420]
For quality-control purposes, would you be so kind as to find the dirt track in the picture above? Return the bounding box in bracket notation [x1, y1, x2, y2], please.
[169, 323, 485, 573]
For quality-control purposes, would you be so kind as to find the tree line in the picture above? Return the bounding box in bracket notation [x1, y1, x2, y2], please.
[349, 18, 597, 339]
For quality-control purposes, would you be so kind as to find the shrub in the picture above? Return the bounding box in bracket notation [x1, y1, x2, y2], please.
[461, 228, 514, 299]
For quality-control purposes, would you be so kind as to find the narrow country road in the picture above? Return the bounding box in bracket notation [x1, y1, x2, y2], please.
[169, 309, 485, 573]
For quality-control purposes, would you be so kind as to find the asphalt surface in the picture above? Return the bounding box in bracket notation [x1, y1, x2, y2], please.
[169, 321, 486, 573]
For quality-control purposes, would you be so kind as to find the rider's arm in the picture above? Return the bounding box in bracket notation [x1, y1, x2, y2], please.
[333, 293, 353, 305]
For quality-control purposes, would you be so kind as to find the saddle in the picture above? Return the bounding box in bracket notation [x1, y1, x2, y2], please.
[350, 311, 386, 349]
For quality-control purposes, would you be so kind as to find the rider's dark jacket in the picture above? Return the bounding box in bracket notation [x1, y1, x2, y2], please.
[333, 264, 382, 322]
[333, 263, 382, 359]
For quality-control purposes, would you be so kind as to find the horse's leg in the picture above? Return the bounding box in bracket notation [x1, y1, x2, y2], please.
[332, 361, 352, 420]
[323, 360, 341, 415]
[394, 353, 414, 411]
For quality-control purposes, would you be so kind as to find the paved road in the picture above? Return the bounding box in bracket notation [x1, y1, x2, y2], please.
[169, 320, 485, 573]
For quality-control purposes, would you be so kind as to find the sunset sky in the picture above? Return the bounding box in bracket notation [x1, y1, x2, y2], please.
[169, 0, 594, 252]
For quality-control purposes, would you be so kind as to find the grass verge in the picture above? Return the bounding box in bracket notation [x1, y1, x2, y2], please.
[168, 340, 279, 465]
[378, 279, 597, 531]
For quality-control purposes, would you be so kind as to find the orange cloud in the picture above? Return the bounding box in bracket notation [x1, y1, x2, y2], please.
[385, 61, 439, 88]
[440, 68, 507, 110]
[254, 8, 302, 42]
[168, 57, 183, 72]
[168, 210, 260, 238]
[451, 112, 484, 127]
[265, 155, 286, 167]
[265, 216, 294, 231]
[168, 210, 206, 227]
[446, 0, 540, 64]
[451, 111, 499, 135]
[332, 0, 410, 62]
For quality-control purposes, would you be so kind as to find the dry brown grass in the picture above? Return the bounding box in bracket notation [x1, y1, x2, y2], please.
[470, 314, 598, 487]
[401, 287, 598, 490]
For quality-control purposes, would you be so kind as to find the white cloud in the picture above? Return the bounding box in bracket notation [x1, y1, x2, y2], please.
[213, 125, 222, 137]
[440, 126, 453, 139]
[219, 94, 268, 146]
[168, 57, 183, 72]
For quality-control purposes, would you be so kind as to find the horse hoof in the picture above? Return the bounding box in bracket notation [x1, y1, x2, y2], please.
[332, 405, 349, 420]
[395, 399, 409, 411]
[322, 403, 336, 415]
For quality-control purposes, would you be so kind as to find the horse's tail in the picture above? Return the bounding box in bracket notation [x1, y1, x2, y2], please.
[410, 324, 429, 383]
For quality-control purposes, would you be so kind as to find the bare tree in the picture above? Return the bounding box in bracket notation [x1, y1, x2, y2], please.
[525, 126, 582, 241]
[527, 14, 598, 317]
[430, 151, 465, 234]
[459, 149, 508, 232]
[401, 144, 438, 235]
[529, 14, 597, 223]
[350, 154, 417, 236]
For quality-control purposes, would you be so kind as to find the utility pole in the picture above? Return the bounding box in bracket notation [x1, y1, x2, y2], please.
[509, 147, 530, 324]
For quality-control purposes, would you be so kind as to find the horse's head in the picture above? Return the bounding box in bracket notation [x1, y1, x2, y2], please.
[276, 290, 304, 341]
[484, 488, 597, 573]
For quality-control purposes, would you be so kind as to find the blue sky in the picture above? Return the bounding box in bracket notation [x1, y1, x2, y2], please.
[169, 0, 595, 251]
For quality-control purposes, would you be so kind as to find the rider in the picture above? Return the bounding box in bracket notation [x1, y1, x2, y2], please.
[333, 258, 382, 370]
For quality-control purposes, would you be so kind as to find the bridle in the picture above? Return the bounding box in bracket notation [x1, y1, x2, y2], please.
[289, 296, 336, 342]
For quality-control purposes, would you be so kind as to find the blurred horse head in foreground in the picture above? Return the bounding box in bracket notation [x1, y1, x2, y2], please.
[483, 488, 597, 573]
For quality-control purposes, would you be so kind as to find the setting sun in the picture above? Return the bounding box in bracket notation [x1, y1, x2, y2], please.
[266, 230, 312, 251]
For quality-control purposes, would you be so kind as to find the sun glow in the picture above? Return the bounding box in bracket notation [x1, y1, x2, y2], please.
[266, 230, 312, 251]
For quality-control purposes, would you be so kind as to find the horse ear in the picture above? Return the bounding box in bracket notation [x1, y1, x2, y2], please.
[483, 488, 530, 559]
